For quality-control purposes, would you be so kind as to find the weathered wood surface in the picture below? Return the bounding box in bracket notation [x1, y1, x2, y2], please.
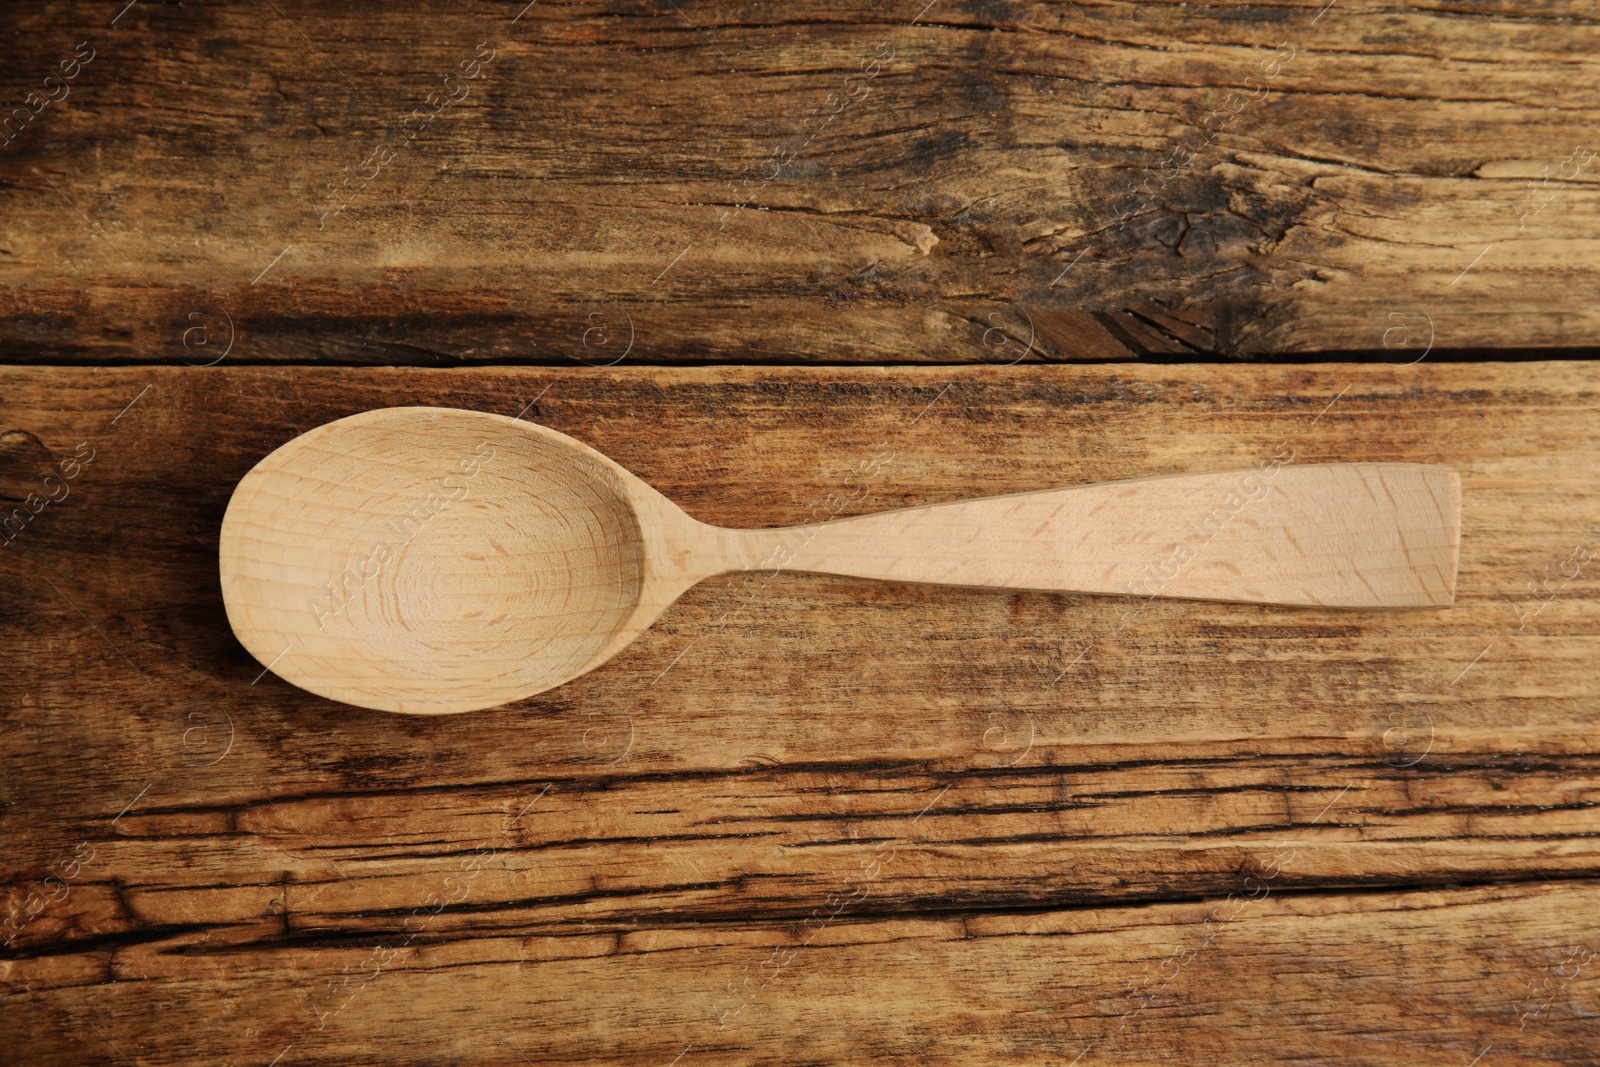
[3, 1, 1600, 363]
[2, 362, 1598, 1063]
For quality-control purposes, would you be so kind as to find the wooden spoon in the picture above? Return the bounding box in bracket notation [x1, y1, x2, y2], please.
[219, 406, 1460, 714]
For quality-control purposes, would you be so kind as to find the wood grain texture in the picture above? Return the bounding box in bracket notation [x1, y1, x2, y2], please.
[2, 1, 1600, 363]
[2, 362, 1597, 1063]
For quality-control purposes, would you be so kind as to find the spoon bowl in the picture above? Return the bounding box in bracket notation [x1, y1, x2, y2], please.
[222, 406, 1461, 714]
[221, 408, 679, 713]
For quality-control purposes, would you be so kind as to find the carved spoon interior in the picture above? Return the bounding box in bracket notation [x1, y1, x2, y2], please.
[219, 406, 1461, 714]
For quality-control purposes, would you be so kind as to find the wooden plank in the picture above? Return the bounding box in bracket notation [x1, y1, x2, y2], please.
[3, 882, 1596, 1064]
[2, 2, 1599, 361]
[2, 361, 1597, 1061]
[0, 361, 1595, 905]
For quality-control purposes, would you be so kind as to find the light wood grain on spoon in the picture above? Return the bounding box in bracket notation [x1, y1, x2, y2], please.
[219, 407, 1460, 714]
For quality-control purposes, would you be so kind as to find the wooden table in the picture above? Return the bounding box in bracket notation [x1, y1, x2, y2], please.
[3, 3, 1597, 1065]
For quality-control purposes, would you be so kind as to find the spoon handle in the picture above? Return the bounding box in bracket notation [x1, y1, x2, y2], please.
[728, 463, 1460, 608]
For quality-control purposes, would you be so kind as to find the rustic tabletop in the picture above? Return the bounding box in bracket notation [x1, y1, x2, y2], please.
[2, 2, 1597, 1065]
